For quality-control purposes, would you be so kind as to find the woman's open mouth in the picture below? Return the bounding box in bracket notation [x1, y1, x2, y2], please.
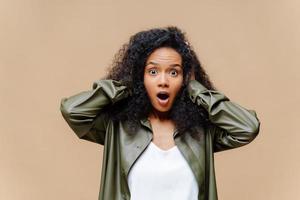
[156, 92, 170, 107]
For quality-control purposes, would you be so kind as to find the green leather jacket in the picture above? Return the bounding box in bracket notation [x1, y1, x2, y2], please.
[60, 79, 260, 200]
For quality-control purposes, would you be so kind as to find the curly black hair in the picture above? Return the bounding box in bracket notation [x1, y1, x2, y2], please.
[102, 26, 217, 135]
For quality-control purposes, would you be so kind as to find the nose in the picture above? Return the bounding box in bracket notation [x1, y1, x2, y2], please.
[158, 73, 169, 87]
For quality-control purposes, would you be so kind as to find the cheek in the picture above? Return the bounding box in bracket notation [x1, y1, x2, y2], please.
[176, 76, 184, 87]
[173, 79, 184, 94]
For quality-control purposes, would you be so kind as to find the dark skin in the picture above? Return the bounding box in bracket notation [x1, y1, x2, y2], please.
[149, 69, 195, 151]
[148, 67, 195, 121]
[146, 48, 195, 150]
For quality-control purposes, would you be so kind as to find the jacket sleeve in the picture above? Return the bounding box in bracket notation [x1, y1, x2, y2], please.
[187, 79, 260, 152]
[60, 79, 130, 145]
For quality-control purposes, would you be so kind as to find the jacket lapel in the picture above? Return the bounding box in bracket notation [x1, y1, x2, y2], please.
[175, 130, 206, 189]
[118, 118, 206, 192]
[118, 118, 153, 180]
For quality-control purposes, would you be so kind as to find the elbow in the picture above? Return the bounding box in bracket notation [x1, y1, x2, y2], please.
[60, 97, 79, 126]
[60, 98, 72, 122]
[245, 114, 261, 143]
[59, 97, 95, 139]
[251, 121, 260, 141]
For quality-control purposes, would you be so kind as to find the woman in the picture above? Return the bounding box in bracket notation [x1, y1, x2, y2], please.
[60, 26, 260, 200]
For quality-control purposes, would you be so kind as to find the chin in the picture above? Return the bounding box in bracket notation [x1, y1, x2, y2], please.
[151, 99, 174, 113]
[153, 105, 171, 113]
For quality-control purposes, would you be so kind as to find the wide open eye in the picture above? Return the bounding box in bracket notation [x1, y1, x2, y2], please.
[148, 69, 158, 75]
[170, 69, 178, 77]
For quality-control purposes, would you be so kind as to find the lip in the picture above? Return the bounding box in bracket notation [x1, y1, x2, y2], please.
[156, 91, 170, 107]
[156, 94, 169, 107]
[157, 91, 170, 97]
[156, 96, 169, 107]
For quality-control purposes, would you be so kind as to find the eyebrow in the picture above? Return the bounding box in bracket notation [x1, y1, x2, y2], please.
[146, 61, 182, 68]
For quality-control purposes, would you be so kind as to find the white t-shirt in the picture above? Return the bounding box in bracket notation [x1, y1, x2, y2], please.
[127, 141, 199, 200]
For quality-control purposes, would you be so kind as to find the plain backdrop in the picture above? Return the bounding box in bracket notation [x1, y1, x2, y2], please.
[1, 0, 299, 199]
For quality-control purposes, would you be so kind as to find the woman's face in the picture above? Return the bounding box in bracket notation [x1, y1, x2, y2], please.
[144, 47, 184, 115]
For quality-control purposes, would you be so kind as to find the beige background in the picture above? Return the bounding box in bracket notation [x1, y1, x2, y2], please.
[1, 0, 299, 199]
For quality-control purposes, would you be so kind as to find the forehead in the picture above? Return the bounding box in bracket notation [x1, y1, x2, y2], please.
[146, 47, 182, 65]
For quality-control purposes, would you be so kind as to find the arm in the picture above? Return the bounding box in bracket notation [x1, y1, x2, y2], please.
[187, 79, 260, 152]
[60, 79, 130, 145]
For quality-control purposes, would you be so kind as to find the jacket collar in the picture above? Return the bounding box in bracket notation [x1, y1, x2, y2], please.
[139, 117, 180, 138]
[139, 118, 152, 131]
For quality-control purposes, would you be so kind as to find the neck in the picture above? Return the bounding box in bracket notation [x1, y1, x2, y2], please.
[149, 109, 170, 121]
